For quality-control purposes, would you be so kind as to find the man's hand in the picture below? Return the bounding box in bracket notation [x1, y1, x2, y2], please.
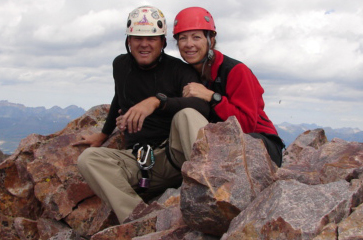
[183, 82, 214, 102]
[117, 97, 159, 133]
[72, 132, 108, 147]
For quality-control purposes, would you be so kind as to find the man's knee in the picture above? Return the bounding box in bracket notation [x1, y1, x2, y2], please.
[173, 108, 203, 125]
[174, 108, 198, 118]
[77, 147, 98, 172]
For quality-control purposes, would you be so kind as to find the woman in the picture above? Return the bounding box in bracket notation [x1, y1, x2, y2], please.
[172, 7, 285, 166]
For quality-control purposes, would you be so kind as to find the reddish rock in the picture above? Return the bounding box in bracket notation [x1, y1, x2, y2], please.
[155, 206, 185, 232]
[338, 203, 363, 239]
[282, 128, 328, 166]
[64, 196, 118, 237]
[276, 134, 363, 185]
[0, 213, 21, 240]
[1, 162, 41, 219]
[312, 223, 338, 240]
[319, 140, 363, 183]
[48, 229, 85, 240]
[94, 188, 188, 240]
[0, 105, 122, 238]
[14, 217, 39, 240]
[132, 225, 191, 240]
[180, 116, 277, 236]
[37, 217, 72, 240]
[124, 187, 181, 223]
[90, 216, 157, 240]
[221, 179, 363, 240]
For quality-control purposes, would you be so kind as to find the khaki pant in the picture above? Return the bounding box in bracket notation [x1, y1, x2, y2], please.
[77, 108, 208, 223]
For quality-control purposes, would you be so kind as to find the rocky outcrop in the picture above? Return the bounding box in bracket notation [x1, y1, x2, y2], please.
[0, 105, 121, 240]
[1, 106, 363, 239]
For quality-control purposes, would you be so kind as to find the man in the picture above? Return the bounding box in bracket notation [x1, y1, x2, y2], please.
[74, 6, 209, 224]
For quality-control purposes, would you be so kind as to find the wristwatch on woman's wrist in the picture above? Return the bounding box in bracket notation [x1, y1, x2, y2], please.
[210, 92, 222, 107]
[156, 93, 167, 109]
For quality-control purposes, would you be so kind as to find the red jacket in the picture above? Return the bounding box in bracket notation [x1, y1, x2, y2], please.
[210, 50, 278, 135]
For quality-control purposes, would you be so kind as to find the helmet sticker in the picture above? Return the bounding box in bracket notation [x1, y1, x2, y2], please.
[158, 10, 164, 18]
[127, 20, 131, 28]
[151, 10, 159, 19]
[135, 15, 153, 26]
[131, 10, 139, 18]
[174, 19, 178, 26]
[204, 16, 210, 22]
[152, 28, 157, 33]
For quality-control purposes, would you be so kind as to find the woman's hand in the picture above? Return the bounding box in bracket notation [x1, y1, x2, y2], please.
[183, 82, 214, 102]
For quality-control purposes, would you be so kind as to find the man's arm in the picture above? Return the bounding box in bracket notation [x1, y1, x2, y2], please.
[116, 97, 160, 134]
[72, 132, 109, 147]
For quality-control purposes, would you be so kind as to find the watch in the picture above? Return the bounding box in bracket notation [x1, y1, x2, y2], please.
[210, 92, 222, 107]
[156, 93, 167, 109]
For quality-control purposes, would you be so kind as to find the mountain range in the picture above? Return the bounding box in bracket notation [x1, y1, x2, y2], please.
[0, 100, 362, 155]
[0, 100, 85, 154]
[276, 122, 363, 147]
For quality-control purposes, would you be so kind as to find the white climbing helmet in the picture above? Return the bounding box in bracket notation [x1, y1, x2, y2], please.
[126, 6, 167, 36]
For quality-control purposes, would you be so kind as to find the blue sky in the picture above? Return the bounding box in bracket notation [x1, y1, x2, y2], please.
[0, 0, 362, 129]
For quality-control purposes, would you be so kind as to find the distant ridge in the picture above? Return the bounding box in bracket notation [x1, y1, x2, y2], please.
[275, 122, 363, 147]
[0, 100, 86, 154]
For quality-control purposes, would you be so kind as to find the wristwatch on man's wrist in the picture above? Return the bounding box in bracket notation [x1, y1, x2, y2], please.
[210, 92, 222, 107]
[156, 93, 167, 109]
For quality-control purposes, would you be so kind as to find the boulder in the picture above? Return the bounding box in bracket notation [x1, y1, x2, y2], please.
[180, 116, 277, 236]
[337, 203, 363, 239]
[276, 131, 363, 185]
[220, 179, 363, 239]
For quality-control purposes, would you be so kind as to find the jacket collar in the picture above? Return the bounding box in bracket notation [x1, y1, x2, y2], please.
[211, 50, 224, 81]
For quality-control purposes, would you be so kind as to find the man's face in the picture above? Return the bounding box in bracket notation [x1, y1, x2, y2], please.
[128, 36, 164, 68]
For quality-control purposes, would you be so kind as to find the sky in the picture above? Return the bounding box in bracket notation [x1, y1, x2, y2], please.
[0, 0, 362, 130]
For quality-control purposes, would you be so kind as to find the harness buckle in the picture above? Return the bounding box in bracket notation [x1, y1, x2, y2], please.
[139, 178, 150, 188]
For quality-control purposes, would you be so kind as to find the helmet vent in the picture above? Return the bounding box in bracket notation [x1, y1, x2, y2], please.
[157, 20, 163, 29]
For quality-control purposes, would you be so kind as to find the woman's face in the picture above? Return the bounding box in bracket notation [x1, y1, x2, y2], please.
[177, 30, 208, 66]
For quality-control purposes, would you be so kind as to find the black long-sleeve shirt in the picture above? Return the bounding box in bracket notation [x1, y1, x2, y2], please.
[102, 53, 210, 148]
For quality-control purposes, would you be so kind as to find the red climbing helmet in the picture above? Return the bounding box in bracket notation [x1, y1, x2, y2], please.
[173, 7, 216, 39]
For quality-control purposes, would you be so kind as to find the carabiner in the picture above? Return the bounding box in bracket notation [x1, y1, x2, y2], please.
[137, 145, 151, 165]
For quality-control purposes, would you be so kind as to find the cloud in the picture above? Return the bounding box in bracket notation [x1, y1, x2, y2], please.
[33, 9, 121, 45]
[0, 0, 362, 129]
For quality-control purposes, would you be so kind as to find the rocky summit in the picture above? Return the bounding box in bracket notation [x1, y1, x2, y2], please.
[1, 105, 362, 240]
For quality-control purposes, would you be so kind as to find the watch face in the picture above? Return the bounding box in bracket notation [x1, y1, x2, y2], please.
[157, 93, 167, 101]
[213, 93, 222, 102]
